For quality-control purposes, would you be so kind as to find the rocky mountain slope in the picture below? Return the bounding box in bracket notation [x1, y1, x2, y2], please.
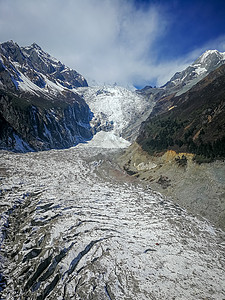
[0, 41, 87, 92]
[139, 49, 225, 112]
[0, 41, 92, 151]
[163, 49, 225, 93]
[118, 143, 225, 231]
[137, 63, 225, 161]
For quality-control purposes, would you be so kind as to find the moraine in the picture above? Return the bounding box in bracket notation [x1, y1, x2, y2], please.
[0, 145, 225, 299]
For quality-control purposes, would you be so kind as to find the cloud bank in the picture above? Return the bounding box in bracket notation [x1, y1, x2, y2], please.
[0, 0, 225, 88]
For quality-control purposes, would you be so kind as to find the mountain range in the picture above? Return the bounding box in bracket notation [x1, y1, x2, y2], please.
[0, 40, 225, 161]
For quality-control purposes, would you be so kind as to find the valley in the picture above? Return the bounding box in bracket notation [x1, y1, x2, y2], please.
[1, 41, 225, 299]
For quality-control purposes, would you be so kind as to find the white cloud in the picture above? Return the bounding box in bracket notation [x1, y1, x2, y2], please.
[0, 0, 166, 86]
[0, 0, 224, 88]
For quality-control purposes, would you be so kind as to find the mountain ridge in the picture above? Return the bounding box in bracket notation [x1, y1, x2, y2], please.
[0, 40, 88, 95]
[162, 49, 225, 90]
[0, 41, 92, 151]
[1, 41, 225, 154]
[136, 63, 225, 161]
[139, 49, 225, 110]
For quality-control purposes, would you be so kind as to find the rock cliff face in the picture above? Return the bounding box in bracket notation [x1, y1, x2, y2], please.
[0, 41, 92, 151]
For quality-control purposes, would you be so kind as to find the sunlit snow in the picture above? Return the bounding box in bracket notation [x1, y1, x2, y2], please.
[199, 49, 225, 63]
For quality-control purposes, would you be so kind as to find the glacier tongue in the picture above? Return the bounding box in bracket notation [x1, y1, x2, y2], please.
[0, 147, 225, 299]
[77, 131, 130, 149]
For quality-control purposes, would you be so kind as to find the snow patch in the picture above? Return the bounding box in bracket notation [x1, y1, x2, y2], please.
[134, 161, 157, 171]
[195, 66, 207, 75]
[42, 74, 64, 94]
[18, 73, 43, 95]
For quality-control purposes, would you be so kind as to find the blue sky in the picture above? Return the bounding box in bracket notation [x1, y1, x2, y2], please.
[150, 0, 225, 61]
[0, 0, 225, 88]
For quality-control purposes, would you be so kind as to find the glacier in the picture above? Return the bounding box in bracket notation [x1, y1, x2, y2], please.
[0, 145, 224, 299]
[76, 85, 155, 142]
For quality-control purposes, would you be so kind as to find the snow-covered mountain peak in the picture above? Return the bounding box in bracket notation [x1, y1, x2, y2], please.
[0, 40, 88, 98]
[22, 42, 43, 53]
[22, 42, 61, 67]
[161, 49, 225, 95]
[0, 40, 25, 64]
[193, 49, 225, 70]
[197, 49, 225, 64]
[30, 42, 42, 50]
[1, 40, 19, 49]
[0, 41, 93, 152]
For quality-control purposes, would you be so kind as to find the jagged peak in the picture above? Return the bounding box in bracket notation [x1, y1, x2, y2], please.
[22, 42, 62, 65]
[1, 40, 20, 49]
[197, 49, 225, 64]
[23, 42, 43, 52]
[0, 40, 25, 63]
[5, 40, 17, 45]
[30, 42, 42, 50]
